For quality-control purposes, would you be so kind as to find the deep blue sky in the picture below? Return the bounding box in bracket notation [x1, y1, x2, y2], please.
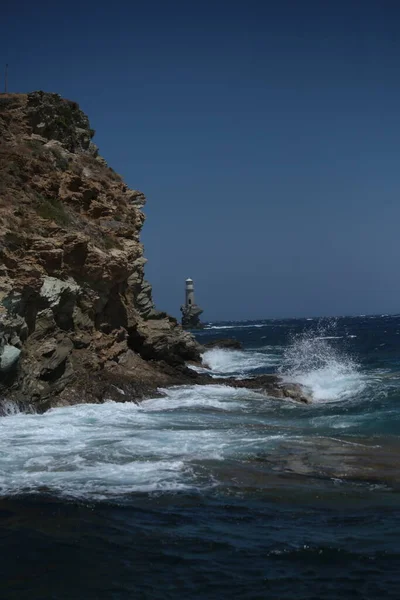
[2, 0, 400, 320]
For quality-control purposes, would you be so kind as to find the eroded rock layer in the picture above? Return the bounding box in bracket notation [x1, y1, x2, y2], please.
[0, 92, 201, 409]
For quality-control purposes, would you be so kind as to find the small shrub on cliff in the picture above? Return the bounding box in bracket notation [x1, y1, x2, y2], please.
[3, 232, 28, 252]
[27, 139, 45, 157]
[7, 160, 23, 178]
[35, 195, 71, 226]
[50, 148, 69, 171]
[55, 155, 69, 171]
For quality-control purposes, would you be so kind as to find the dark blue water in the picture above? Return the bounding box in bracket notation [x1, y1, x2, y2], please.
[1, 316, 400, 599]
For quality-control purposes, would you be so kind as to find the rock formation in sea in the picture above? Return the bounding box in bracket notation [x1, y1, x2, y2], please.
[0, 92, 203, 410]
[0, 91, 309, 411]
[181, 305, 204, 330]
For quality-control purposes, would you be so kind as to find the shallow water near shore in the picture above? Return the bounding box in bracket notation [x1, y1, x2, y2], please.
[1, 316, 400, 599]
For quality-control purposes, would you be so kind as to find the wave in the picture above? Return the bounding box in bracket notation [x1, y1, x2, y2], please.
[200, 348, 279, 377]
[199, 327, 368, 404]
[0, 399, 22, 416]
[145, 384, 254, 411]
[0, 385, 273, 500]
[0, 397, 198, 499]
[0, 398, 35, 417]
[278, 327, 367, 402]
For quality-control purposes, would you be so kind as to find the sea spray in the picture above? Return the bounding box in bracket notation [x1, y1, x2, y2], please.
[278, 321, 366, 402]
[200, 347, 279, 377]
[0, 398, 34, 416]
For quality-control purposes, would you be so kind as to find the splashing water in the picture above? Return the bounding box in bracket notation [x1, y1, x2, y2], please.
[0, 398, 34, 416]
[200, 348, 279, 377]
[278, 324, 366, 402]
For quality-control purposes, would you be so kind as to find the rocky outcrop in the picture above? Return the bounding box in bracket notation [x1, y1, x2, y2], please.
[0, 92, 202, 410]
[180, 304, 203, 329]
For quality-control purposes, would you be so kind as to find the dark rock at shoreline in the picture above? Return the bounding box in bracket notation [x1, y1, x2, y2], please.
[224, 375, 312, 404]
[183, 372, 311, 404]
[203, 338, 243, 350]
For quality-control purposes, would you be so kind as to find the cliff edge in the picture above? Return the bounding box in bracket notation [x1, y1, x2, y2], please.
[0, 92, 201, 410]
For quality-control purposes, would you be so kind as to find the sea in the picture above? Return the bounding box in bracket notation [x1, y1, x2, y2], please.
[1, 315, 400, 599]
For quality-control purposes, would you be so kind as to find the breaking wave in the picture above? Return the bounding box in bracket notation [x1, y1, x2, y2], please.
[278, 325, 367, 402]
[0, 398, 35, 417]
[0, 385, 276, 500]
[200, 347, 280, 377]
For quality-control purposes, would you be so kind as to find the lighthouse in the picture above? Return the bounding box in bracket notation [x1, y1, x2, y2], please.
[180, 278, 204, 329]
[185, 278, 195, 306]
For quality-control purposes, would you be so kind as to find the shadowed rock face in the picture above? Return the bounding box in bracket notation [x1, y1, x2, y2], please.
[0, 92, 201, 409]
[180, 304, 204, 329]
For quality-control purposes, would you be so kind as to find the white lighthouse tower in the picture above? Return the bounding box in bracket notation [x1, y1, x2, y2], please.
[180, 277, 203, 329]
[185, 278, 195, 307]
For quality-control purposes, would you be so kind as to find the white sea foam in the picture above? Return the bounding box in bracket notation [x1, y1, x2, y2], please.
[0, 399, 22, 416]
[199, 332, 366, 403]
[291, 367, 366, 402]
[0, 398, 35, 416]
[0, 385, 277, 500]
[201, 348, 279, 376]
[279, 328, 367, 402]
[145, 384, 252, 411]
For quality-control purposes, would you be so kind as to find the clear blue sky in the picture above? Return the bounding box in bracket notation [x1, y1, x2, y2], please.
[2, 0, 400, 320]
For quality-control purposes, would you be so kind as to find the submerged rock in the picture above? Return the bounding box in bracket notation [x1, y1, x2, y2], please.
[212, 375, 312, 404]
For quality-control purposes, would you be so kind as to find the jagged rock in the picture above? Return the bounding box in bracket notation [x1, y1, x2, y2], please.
[130, 318, 201, 366]
[40, 276, 80, 306]
[181, 304, 204, 329]
[26, 91, 94, 153]
[0, 91, 203, 407]
[38, 337, 73, 380]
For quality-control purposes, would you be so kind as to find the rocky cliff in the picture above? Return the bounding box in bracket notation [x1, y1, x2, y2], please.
[0, 92, 201, 411]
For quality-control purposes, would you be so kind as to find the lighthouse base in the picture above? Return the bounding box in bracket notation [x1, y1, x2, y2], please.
[180, 305, 204, 330]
